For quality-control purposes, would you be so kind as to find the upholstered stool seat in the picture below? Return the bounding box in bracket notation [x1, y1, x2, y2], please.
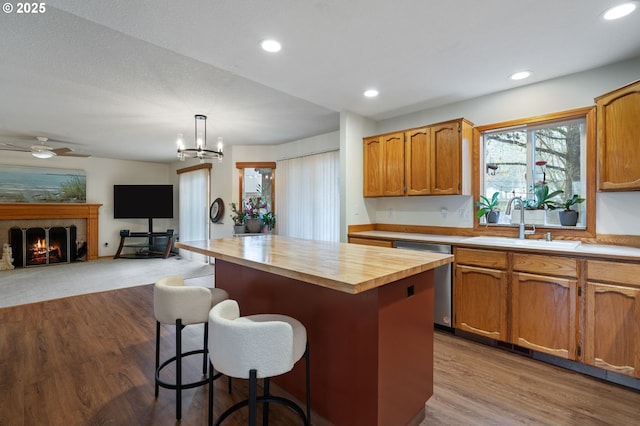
[154, 275, 229, 420]
[208, 299, 310, 426]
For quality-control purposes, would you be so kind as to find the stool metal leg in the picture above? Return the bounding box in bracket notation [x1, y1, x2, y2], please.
[305, 343, 311, 425]
[263, 377, 270, 426]
[249, 369, 258, 426]
[176, 318, 182, 420]
[208, 360, 214, 426]
[155, 321, 161, 397]
[203, 322, 209, 375]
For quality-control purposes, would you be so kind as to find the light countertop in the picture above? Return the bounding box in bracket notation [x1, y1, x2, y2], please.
[350, 230, 640, 260]
[176, 235, 453, 294]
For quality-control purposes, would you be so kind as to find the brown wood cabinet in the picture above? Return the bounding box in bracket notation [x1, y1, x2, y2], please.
[430, 121, 462, 195]
[348, 237, 394, 248]
[363, 136, 383, 196]
[382, 132, 406, 196]
[405, 127, 430, 195]
[454, 248, 509, 340]
[585, 259, 640, 378]
[595, 79, 640, 191]
[454, 248, 579, 360]
[511, 254, 579, 359]
[363, 119, 473, 197]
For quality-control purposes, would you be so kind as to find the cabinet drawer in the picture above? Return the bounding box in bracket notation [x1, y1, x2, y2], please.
[455, 247, 507, 269]
[349, 237, 394, 248]
[587, 260, 640, 286]
[513, 253, 577, 278]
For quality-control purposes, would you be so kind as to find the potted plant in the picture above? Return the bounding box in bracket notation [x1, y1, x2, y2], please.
[261, 211, 276, 233]
[512, 184, 563, 225]
[553, 194, 585, 226]
[475, 192, 501, 223]
[244, 196, 267, 233]
[229, 202, 247, 234]
[530, 183, 564, 210]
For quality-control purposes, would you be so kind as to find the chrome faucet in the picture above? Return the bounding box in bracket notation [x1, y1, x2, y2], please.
[506, 197, 535, 239]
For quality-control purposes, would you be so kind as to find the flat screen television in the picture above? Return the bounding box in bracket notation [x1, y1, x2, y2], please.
[113, 185, 173, 232]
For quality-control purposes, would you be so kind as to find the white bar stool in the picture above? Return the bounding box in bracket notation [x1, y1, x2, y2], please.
[207, 299, 310, 426]
[153, 275, 229, 420]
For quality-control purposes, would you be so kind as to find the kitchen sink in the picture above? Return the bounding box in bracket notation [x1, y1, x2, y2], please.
[463, 236, 581, 250]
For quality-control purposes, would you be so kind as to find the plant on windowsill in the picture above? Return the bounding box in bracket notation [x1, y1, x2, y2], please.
[527, 183, 564, 210]
[230, 202, 247, 234]
[475, 192, 501, 224]
[552, 194, 585, 226]
[511, 184, 564, 225]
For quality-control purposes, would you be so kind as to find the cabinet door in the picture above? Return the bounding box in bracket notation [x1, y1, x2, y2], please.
[430, 121, 461, 195]
[596, 80, 640, 191]
[363, 136, 383, 197]
[454, 265, 508, 340]
[405, 128, 430, 195]
[382, 132, 405, 196]
[348, 237, 394, 248]
[512, 272, 578, 359]
[585, 282, 640, 377]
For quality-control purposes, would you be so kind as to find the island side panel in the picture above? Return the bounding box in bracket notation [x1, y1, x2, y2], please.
[378, 269, 434, 425]
[214, 259, 434, 426]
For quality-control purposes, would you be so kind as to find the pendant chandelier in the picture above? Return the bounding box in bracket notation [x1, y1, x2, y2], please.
[176, 114, 223, 161]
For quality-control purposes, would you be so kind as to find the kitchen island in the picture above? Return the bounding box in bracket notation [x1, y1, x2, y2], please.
[176, 235, 453, 426]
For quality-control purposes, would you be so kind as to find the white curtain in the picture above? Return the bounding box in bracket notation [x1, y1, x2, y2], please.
[178, 167, 209, 262]
[276, 150, 339, 241]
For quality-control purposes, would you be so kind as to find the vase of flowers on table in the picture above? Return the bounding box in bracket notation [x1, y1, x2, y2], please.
[244, 195, 267, 233]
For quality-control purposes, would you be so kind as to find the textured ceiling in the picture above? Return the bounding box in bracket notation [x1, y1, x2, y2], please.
[1, 1, 639, 162]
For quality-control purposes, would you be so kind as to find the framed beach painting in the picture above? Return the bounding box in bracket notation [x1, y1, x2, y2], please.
[0, 165, 86, 203]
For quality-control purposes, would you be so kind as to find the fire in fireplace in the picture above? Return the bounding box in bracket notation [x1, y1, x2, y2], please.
[9, 226, 78, 268]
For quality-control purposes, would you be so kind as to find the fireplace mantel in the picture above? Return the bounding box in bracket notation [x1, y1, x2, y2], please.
[0, 203, 101, 260]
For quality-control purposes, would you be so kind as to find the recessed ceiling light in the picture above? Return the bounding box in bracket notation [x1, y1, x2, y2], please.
[363, 89, 379, 98]
[510, 71, 532, 81]
[260, 39, 281, 53]
[603, 2, 637, 20]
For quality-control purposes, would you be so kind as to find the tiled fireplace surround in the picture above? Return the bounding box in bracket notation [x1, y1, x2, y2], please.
[0, 203, 101, 262]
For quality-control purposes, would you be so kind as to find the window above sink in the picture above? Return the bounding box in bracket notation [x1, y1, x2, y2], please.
[474, 107, 596, 238]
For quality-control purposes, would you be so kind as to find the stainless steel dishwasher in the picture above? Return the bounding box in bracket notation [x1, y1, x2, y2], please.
[394, 241, 453, 330]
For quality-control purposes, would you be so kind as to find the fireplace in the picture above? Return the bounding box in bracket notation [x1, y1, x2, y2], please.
[9, 226, 79, 268]
[0, 203, 101, 261]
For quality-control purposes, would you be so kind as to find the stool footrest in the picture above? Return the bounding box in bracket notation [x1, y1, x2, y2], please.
[215, 395, 308, 426]
[156, 349, 209, 391]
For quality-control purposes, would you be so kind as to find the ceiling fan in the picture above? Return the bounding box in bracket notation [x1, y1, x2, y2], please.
[0, 136, 91, 159]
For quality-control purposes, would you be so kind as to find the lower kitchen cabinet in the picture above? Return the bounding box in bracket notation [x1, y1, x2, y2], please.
[511, 253, 579, 359]
[511, 271, 578, 359]
[454, 248, 508, 340]
[452, 245, 640, 380]
[348, 237, 394, 248]
[455, 248, 580, 359]
[585, 260, 640, 378]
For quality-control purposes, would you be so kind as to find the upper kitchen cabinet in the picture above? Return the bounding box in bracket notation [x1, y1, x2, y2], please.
[595, 80, 640, 191]
[363, 118, 473, 197]
[382, 132, 406, 196]
[363, 136, 383, 196]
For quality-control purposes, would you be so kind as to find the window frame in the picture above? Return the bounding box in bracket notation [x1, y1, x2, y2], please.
[473, 106, 596, 238]
[236, 162, 276, 214]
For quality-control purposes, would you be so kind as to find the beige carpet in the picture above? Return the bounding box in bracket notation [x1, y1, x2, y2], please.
[0, 256, 214, 308]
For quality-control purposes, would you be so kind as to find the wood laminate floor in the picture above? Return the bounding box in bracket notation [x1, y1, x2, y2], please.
[1, 284, 639, 425]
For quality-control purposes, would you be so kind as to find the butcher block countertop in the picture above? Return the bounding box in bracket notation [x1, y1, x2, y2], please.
[176, 235, 452, 294]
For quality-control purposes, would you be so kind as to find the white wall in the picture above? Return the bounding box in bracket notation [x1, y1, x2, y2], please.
[345, 56, 640, 236]
[340, 112, 376, 241]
